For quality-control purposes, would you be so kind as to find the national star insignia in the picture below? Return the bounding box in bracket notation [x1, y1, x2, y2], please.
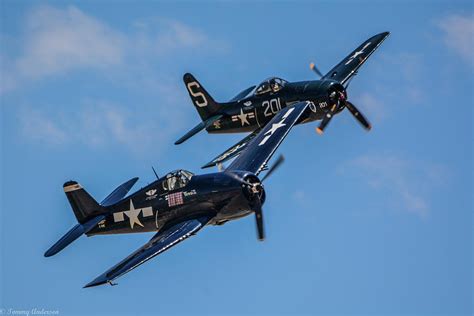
[266, 120, 286, 135]
[237, 108, 250, 126]
[123, 200, 145, 229]
[258, 107, 294, 146]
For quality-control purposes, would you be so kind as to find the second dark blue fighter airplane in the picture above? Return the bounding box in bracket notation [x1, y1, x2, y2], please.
[176, 32, 390, 169]
[45, 101, 310, 288]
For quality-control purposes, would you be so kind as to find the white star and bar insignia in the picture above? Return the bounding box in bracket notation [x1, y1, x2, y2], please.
[113, 200, 153, 229]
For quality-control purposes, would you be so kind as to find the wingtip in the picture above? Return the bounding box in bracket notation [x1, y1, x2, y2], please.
[83, 276, 109, 288]
[372, 31, 390, 40]
[44, 246, 59, 257]
[174, 137, 186, 145]
[309, 62, 315, 70]
[316, 127, 324, 135]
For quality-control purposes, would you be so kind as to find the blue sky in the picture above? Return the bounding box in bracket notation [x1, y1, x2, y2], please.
[1, 1, 472, 315]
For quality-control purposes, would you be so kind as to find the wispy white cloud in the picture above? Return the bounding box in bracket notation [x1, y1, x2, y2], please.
[2, 6, 125, 93]
[18, 101, 184, 151]
[132, 18, 223, 56]
[438, 14, 474, 67]
[338, 154, 449, 218]
[18, 6, 125, 78]
[374, 52, 424, 105]
[1, 5, 226, 94]
[20, 109, 68, 145]
[6, 5, 227, 150]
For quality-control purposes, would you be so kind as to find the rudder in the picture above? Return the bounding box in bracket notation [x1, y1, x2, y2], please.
[63, 181, 104, 223]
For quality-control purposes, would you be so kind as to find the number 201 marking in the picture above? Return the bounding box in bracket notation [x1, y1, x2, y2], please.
[263, 98, 282, 117]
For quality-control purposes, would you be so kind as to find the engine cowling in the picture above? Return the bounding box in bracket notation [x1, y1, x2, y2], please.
[241, 174, 266, 205]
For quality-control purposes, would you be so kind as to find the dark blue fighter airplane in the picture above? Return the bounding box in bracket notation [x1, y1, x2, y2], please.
[176, 32, 390, 169]
[45, 101, 311, 288]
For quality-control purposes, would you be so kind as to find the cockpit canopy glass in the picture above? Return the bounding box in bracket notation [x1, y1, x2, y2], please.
[255, 77, 288, 95]
[162, 169, 194, 191]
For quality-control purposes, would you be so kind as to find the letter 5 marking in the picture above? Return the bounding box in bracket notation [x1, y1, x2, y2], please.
[187, 82, 208, 107]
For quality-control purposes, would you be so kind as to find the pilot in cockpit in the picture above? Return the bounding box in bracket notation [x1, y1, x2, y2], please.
[163, 170, 194, 191]
[166, 174, 177, 191]
[272, 82, 281, 92]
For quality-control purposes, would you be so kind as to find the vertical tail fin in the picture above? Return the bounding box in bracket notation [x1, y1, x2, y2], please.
[63, 181, 104, 224]
[183, 73, 221, 120]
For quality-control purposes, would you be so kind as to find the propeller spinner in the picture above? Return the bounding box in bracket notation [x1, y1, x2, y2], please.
[227, 155, 285, 241]
[309, 64, 372, 134]
[316, 85, 372, 134]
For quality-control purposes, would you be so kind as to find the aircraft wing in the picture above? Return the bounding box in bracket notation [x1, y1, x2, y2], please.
[323, 32, 390, 85]
[227, 101, 310, 175]
[84, 216, 212, 288]
[202, 128, 262, 169]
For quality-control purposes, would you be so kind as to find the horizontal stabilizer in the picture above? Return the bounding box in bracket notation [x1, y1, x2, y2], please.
[101, 177, 139, 206]
[175, 114, 223, 145]
[44, 215, 105, 257]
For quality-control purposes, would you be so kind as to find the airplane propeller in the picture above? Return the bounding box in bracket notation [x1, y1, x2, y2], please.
[316, 103, 338, 135]
[345, 100, 372, 130]
[309, 62, 324, 78]
[226, 155, 285, 241]
[252, 197, 264, 240]
[316, 89, 372, 134]
[309, 61, 371, 134]
[261, 155, 285, 182]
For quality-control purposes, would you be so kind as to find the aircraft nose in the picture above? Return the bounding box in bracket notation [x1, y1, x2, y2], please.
[302, 81, 323, 94]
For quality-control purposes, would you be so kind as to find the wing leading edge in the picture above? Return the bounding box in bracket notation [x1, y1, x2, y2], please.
[84, 216, 212, 288]
[227, 101, 310, 175]
[323, 32, 390, 85]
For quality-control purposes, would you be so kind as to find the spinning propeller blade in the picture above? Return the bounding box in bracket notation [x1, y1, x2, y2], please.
[317, 91, 372, 134]
[253, 198, 264, 241]
[309, 62, 324, 78]
[316, 103, 338, 134]
[345, 101, 372, 131]
[261, 155, 285, 182]
[255, 155, 286, 240]
[227, 155, 285, 241]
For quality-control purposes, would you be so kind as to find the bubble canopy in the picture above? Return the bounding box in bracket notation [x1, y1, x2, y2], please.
[162, 169, 194, 191]
[255, 77, 288, 95]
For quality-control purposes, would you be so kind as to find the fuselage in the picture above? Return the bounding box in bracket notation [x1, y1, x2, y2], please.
[87, 171, 258, 236]
[206, 79, 344, 134]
